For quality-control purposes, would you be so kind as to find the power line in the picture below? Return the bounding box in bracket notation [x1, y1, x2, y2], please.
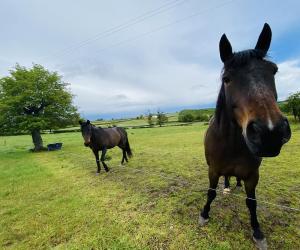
[45, 0, 189, 60]
[53, 0, 235, 68]
[91, 0, 235, 55]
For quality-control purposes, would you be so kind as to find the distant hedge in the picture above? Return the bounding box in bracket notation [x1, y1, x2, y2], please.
[178, 109, 214, 122]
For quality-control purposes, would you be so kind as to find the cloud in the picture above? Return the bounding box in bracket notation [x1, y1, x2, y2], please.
[67, 58, 221, 116]
[277, 60, 300, 99]
[0, 0, 300, 118]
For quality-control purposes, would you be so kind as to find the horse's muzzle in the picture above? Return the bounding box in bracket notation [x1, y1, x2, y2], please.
[84, 142, 90, 147]
[245, 117, 291, 157]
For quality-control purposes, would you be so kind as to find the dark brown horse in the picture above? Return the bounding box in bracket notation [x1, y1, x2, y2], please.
[199, 23, 291, 249]
[79, 120, 132, 174]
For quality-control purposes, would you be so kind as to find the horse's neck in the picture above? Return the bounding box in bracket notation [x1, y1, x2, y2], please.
[214, 113, 245, 147]
[91, 126, 103, 142]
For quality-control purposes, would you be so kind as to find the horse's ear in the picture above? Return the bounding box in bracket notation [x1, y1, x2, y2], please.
[219, 34, 233, 63]
[87, 120, 90, 124]
[255, 23, 272, 56]
[79, 120, 82, 125]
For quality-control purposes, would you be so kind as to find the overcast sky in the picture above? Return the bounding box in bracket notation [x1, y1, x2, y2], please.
[0, 0, 300, 119]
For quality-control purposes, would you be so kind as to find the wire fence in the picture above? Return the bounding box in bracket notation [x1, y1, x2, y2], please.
[56, 150, 300, 213]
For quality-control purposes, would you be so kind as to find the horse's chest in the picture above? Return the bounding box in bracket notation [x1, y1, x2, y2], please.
[215, 153, 261, 178]
[207, 142, 260, 179]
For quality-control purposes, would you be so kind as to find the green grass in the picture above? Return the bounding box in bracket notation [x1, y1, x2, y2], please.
[0, 123, 299, 249]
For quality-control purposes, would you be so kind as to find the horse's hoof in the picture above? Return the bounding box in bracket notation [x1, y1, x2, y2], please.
[105, 168, 110, 172]
[95, 172, 100, 176]
[198, 215, 209, 226]
[223, 187, 231, 195]
[253, 236, 268, 250]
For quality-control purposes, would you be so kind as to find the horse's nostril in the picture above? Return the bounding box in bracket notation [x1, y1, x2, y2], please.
[247, 121, 260, 134]
[283, 118, 289, 129]
[246, 121, 262, 144]
[280, 117, 291, 143]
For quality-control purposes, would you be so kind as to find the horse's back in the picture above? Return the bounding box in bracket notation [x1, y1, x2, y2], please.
[97, 127, 121, 148]
[115, 127, 127, 137]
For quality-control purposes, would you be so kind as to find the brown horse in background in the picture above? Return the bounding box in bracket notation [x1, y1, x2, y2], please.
[79, 120, 132, 174]
[199, 23, 291, 249]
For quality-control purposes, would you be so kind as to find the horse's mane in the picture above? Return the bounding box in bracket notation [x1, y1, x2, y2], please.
[223, 49, 267, 69]
[215, 82, 227, 125]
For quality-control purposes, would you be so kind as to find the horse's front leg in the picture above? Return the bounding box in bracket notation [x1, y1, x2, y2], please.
[101, 148, 110, 172]
[244, 177, 267, 250]
[199, 170, 219, 226]
[93, 150, 101, 175]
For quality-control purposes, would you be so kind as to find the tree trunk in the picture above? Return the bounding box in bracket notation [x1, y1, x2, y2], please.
[31, 129, 46, 151]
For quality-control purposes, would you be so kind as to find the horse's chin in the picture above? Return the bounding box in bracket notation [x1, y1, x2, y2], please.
[245, 138, 282, 158]
[256, 150, 280, 157]
[84, 143, 90, 147]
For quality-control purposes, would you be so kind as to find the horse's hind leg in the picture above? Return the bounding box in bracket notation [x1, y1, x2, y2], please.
[101, 148, 110, 172]
[93, 150, 101, 175]
[223, 176, 231, 194]
[124, 149, 128, 162]
[244, 176, 267, 249]
[199, 171, 219, 226]
[121, 150, 125, 165]
[236, 177, 242, 187]
[121, 149, 128, 165]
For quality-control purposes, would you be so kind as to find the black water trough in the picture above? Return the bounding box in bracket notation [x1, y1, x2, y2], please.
[47, 143, 63, 151]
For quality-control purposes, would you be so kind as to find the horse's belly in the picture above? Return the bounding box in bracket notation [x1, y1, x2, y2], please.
[213, 157, 260, 180]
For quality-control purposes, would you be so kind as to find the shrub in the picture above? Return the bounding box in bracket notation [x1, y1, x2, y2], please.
[181, 113, 194, 122]
[178, 109, 214, 122]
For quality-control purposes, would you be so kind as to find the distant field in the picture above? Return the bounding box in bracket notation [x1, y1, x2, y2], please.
[53, 113, 181, 133]
[93, 113, 181, 128]
[0, 122, 299, 249]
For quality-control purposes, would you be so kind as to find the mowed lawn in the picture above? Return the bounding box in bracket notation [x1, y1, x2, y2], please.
[0, 123, 299, 249]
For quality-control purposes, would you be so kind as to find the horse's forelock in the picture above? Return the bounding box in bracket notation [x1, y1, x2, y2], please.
[223, 49, 267, 69]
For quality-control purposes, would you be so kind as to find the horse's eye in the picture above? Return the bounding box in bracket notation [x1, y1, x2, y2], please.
[223, 77, 231, 85]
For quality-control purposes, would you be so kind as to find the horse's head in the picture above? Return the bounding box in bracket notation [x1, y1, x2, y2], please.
[218, 23, 291, 157]
[79, 120, 92, 147]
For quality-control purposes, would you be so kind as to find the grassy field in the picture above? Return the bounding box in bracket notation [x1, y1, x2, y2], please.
[0, 122, 300, 249]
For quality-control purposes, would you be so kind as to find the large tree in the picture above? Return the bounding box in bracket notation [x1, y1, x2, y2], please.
[0, 64, 79, 151]
[156, 111, 168, 127]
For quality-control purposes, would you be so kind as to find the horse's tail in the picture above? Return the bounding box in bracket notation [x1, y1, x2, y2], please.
[117, 127, 133, 158]
[125, 138, 133, 158]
